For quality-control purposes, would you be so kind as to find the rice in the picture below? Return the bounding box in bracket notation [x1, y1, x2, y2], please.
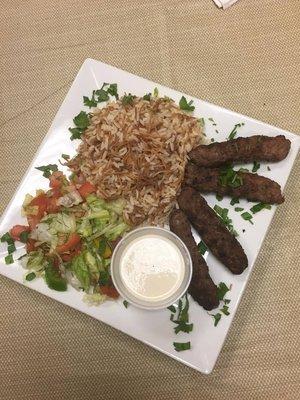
[70, 96, 204, 226]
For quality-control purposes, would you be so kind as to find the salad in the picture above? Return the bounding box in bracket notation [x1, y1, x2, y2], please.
[1, 168, 129, 305]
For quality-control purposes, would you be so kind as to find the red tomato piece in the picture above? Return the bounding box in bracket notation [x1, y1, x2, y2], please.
[100, 285, 120, 299]
[49, 171, 65, 190]
[78, 182, 96, 199]
[10, 225, 30, 241]
[26, 239, 36, 253]
[56, 233, 81, 254]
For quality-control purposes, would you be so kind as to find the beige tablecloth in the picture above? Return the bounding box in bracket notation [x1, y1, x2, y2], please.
[1, 1, 300, 399]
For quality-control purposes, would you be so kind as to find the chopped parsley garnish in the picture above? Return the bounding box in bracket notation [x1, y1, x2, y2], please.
[198, 240, 208, 256]
[250, 203, 271, 214]
[219, 165, 243, 188]
[5, 254, 14, 265]
[106, 83, 119, 99]
[220, 305, 230, 316]
[179, 96, 195, 112]
[7, 243, 16, 254]
[153, 87, 159, 97]
[252, 161, 260, 173]
[241, 212, 254, 224]
[123, 300, 129, 308]
[35, 164, 58, 178]
[61, 154, 70, 161]
[167, 305, 176, 313]
[214, 205, 238, 236]
[210, 313, 222, 327]
[216, 194, 223, 201]
[208, 117, 215, 123]
[83, 91, 97, 108]
[234, 207, 244, 212]
[224, 299, 231, 305]
[173, 341, 191, 352]
[1, 232, 12, 243]
[211, 138, 215, 143]
[122, 93, 135, 105]
[19, 231, 29, 243]
[215, 129, 219, 134]
[143, 93, 151, 101]
[170, 294, 193, 335]
[228, 122, 245, 140]
[267, 166, 271, 171]
[230, 198, 240, 206]
[69, 111, 90, 140]
[217, 282, 230, 301]
[25, 272, 36, 282]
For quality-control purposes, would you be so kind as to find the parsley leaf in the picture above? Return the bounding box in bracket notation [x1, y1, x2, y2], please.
[69, 111, 90, 140]
[267, 166, 271, 171]
[95, 89, 109, 102]
[210, 313, 222, 327]
[216, 194, 223, 201]
[219, 165, 243, 188]
[143, 93, 151, 101]
[250, 203, 272, 214]
[122, 93, 135, 105]
[174, 323, 193, 334]
[35, 164, 58, 178]
[5, 254, 14, 265]
[167, 305, 176, 313]
[8, 243, 16, 254]
[230, 198, 240, 206]
[107, 83, 119, 99]
[198, 240, 208, 256]
[228, 122, 245, 140]
[179, 96, 195, 112]
[220, 305, 230, 316]
[234, 207, 244, 212]
[217, 282, 230, 301]
[83, 91, 97, 108]
[173, 342, 191, 352]
[25, 272, 36, 282]
[214, 205, 238, 236]
[241, 212, 254, 224]
[153, 87, 159, 97]
[73, 111, 89, 129]
[61, 154, 70, 161]
[252, 161, 260, 173]
[1, 232, 13, 243]
[123, 300, 129, 308]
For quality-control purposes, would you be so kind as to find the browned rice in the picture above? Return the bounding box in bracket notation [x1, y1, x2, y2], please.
[70, 97, 204, 226]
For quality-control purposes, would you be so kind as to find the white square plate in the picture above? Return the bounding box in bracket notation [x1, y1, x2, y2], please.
[0, 59, 299, 374]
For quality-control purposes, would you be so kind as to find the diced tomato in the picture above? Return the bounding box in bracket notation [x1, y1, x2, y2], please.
[26, 239, 36, 253]
[60, 242, 82, 261]
[100, 285, 120, 299]
[56, 233, 81, 254]
[27, 215, 41, 230]
[49, 171, 65, 190]
[10, 225, 30, 241]
[78, 182, 96, 199]
[46, 197, 61, 213]
[30, 194, 48, 218]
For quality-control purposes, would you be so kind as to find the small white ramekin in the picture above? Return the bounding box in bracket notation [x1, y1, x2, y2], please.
[111, 226, 192, 310]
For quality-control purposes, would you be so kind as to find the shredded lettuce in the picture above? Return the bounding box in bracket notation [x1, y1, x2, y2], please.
[49, 212, 76, 233]
[71, 253, 90, 291]
[76, 218, 93, 237]
[21, 249, 45, 271]
[83, 292, 107, 306]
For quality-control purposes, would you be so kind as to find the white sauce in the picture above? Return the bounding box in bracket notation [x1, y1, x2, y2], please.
[120, 235, 185, 301]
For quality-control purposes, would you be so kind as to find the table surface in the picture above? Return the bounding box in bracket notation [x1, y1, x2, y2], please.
[1, 1, 299, 399]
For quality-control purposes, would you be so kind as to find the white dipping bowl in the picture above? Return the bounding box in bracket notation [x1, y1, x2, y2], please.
[111, 227, 192, 310]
